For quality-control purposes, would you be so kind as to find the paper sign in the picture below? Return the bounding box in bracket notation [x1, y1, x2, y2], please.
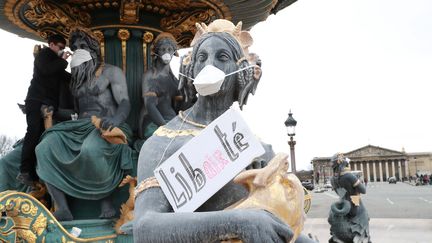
[154, 108, 265, 212]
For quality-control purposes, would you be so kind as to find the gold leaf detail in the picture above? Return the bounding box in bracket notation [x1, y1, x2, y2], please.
[17, 229, 37, 243]
[32, 213, 47, 236]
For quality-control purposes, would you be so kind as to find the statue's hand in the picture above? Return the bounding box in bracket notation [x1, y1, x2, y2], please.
[246, 159, 266, 170]
[238, 210, 293, 243]
[253, 65, 262, 81]
[100, 116, 122, 131]
[40, 105, 54, 116]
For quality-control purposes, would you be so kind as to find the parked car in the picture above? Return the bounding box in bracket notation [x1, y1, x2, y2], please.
[388, 176, 397, 184]
[302, 181, 314, 191]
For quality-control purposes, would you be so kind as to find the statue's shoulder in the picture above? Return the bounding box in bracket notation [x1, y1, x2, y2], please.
[102, 63, 122, 73]
[143, 116, 197, 150]
[100, 64, 126, 84]
[341, 172, 357, 185]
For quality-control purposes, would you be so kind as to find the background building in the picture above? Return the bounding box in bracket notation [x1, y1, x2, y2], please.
[312, 145, 432, 183]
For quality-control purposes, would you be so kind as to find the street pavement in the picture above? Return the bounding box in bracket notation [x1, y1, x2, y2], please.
[302, 183, 432, 243]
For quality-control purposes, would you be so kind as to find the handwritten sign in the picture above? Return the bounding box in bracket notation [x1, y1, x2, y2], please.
[154, 108, 265, 212]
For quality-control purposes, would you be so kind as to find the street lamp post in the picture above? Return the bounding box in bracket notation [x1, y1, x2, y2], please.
[284, 110, 297, 173]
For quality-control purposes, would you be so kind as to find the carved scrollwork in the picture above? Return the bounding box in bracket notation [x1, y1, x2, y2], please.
[4, 0, 91, 40]
[161, 9, 217, 47]
[32, 213, 47, 236]
[2, 195, 42, 243]
[0, 191, 117, 242]
[0, 216, 17, 242]
[147, 0, 207, 10]
[120, 0, 141, 24]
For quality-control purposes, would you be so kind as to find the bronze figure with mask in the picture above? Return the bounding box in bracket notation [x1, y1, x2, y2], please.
[139, 32, 182, 139]
[35, 28, 134, 221]
[132, 20, 316, 243]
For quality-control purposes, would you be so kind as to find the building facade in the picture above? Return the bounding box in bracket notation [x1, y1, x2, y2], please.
[312, 145, 432, 183]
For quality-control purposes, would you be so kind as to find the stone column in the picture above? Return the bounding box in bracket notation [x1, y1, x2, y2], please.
[405, 159, 409, 178]
[385, 161, 389, 181]
[366, 162, 371, 182]
[372, 161, 377, 182]
[360, 162, 364, 178]
[353, 162, 357, 171]
[379, 161, 383, 182]
[392, 160, 396, 177]
[398, 160, 403, 181]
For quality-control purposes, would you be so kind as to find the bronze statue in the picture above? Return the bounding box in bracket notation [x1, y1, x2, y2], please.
[328, 153, 371, 243]
[35, 28, 133, 221]
[138, 32, 181, 139]
[133, 20, 316, 243]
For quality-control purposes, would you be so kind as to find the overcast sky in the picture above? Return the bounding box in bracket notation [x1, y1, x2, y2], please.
[1, 0, 431, 170]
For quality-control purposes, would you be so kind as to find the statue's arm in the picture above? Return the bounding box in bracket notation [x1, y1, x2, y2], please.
[354, 180, 366, 194]
[144, 96, 166, 126]
[101, 66, 131, 129]
[142, 75, 166, 126]
[134, 190, 293, 243]
[348, 173, 366, 194]
[134, 147, 292, 243]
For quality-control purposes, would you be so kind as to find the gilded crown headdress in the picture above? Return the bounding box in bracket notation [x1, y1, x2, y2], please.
[190, 19, 253, 56]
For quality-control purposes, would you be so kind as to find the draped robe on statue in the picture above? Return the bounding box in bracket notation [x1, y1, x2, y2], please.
[0, 141, 29, 192]
[35, 118, 133, 200]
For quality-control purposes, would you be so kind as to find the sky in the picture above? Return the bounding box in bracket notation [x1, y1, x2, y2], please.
[0, 0, 431, 170]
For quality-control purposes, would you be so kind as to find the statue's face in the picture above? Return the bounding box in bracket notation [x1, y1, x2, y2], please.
[156, 39, 175, 56]
[155, 38, 176, 65]
[69, 33, 99, 60]
[193, 37, 238, 95]
[70, 37, 89, 52]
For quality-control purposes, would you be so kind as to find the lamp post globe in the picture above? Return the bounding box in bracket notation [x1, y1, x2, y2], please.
[284, 111, 297, 137]
[284, 110, 297, 173]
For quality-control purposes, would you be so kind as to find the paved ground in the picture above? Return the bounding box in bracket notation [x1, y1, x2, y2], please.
[307, 182, 432, 218]
[303, 218, 432, 243]
[303, 183, 432, 242]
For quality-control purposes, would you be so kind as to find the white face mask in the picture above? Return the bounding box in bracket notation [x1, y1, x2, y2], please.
[161, 53, 172, 64]
[70, 49, 93, 68]
[179, 64, 255, 96]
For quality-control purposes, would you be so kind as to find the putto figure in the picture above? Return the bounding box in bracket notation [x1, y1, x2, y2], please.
[35, 28, 133, 221]
[133, 20, 316, 243]
[328, 153, 371, 243]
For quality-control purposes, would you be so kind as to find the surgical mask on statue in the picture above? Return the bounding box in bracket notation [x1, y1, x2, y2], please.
[179, 64, 255, 96]
[70, 49, 93, 68]
[161, 53, 172, 64]
[57, 50, 64, 57]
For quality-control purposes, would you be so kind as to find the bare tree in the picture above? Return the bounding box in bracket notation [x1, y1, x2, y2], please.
[0, 134, 16, 157]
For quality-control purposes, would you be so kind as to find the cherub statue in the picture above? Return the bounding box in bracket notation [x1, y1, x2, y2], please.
[133, 20, 316, 243]
[35, 28, 134, 221]
[328, 153, 371, 243]
[138, 32, 181, 139]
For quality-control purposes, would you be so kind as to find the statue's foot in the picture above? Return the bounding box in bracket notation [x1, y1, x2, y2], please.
[99, 208, 116, 219]
[99, 200, 116, 219]
[53, 209, 73, 221]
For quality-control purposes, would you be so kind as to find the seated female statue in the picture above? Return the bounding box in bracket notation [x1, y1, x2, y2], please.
[139, 33, 181, 139]
[134, 20, 316, 243]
